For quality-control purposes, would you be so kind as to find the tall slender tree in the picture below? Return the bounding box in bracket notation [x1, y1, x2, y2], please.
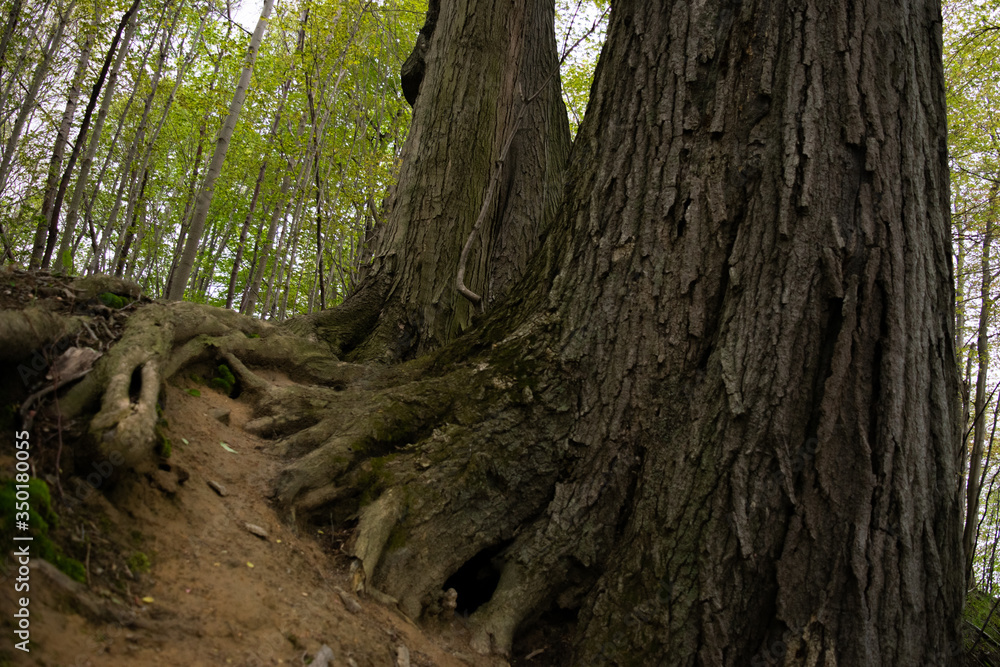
[41, 0, 143, 269]
[166, 0, 275, 300]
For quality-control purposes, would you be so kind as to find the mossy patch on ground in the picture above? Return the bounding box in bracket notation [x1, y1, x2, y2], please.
[0, 478, 86, 583]
[98, 292, 127, 309]
[211, 364, 236, 396]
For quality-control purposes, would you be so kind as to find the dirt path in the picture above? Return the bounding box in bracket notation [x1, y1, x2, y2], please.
[2, 378, 506, 667]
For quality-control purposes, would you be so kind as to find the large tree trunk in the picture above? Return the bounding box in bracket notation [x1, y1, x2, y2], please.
[297, 0, 571, 362]
[52, 0, 962, 664]
[281, 0, 961, 662]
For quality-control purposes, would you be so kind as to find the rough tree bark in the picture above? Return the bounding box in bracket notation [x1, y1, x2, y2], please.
[292, 0, 571, 362]
[278, 0, 963, 661]
[45, 0, 962, 664]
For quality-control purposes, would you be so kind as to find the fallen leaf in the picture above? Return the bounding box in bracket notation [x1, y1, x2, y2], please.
[141, 596, 154, 603]
[220, 442, 238, 453]
[247, 562, 254, 568]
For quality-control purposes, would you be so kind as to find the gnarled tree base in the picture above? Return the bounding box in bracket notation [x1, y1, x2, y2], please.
[51, 297, 606, 660]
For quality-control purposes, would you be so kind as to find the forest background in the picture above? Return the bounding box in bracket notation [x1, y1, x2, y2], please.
[4, 0, 1000, 637]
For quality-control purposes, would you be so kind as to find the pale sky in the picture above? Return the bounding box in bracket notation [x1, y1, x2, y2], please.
[231, 0, 266, 33]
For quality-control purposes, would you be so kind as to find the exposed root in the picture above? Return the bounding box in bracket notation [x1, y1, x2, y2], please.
[88, 357, 162, 471]
[351, 489, 406, 594]
[54, 295, 614, 660]
[59, 299, 371, 477]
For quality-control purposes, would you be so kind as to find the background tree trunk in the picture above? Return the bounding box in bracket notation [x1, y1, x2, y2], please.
[53, 6, 141, 274]
[965, 214, 993, 585]
[0, 0, 74, 198]
[166, 0, 274, 300]
[42, 0, 143, 269]
[31, 5, 97, 269]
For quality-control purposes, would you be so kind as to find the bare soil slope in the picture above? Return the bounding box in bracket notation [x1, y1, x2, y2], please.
[2, 375, 506, 667]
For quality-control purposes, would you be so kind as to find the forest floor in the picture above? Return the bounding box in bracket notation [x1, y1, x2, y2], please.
[0, 268, 566, 667]
[1, 378, 515, 667]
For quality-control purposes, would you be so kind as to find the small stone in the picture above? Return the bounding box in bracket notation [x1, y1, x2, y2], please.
[395, 644, 410, 667]
[151, 469, 179, 494]
[207, 480, 228, 497]
[441, 587, 458, 620]
[311, 645, 335, 667]
[208, 408, 231, 425]
[346, 659, 359, 667]
[336, 587, 362, 614]
[244, 523, 268, 539]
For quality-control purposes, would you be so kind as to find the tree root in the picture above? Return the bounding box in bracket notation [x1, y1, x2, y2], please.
[55, 297, 624, 658]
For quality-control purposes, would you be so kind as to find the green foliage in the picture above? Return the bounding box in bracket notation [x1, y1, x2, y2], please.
[945, 0, 1000, 591]
[964, 589, 1000, 658]
[555, 1, 607, 135]
[0, 0, 425, 316]
[186, 388, 201, 397]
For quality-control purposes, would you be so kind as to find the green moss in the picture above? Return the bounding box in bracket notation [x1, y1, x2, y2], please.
[357, 456, 396, 506]
[386, 524, 408, 551]
[186, 388, 201, 397]
[156, 437, 172, 458]
[0, 478, 85, 582]
[154, 418, 171, 458]
[98, 292, 126, 309]
[965, 588, 1000, 655]
[244, 332, 260, 339]
[211, 364, 236, 395]
[53, 555, 86, 583]
[127, 552, 151, 574]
